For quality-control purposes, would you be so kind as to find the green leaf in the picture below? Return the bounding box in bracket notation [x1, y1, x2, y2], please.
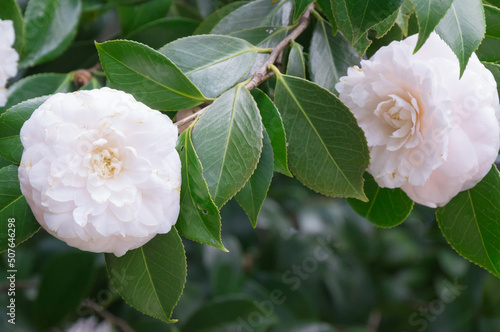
[250, 89, 291, 177]
[1, 73, 74, 112]
[211, 0, 293, 34]
[352, 32, 372, 56]
[484, 62, 500, 96]
[21, 0, 81, 68]
[0, 96, 50, 163]
[176, 128, 226, 251]
[435, 0, 486, 77]
[477, 4, 500, 62]
[35, 252, 95, 330]
[194, 1, 249, 35]
[0, 165, 40, 253]
[316, 0, 337, 33]
[160, 35, 259, 98]
[105, 229, 187, 323]
[96, 40, 208, 111]
[485, 4, 500, 38]
[273, 74, 369, 200]
[192, 85, 263, 208]
[181, 296, 276, 331]
[118, 0, 172, 35]
[126, 17, 199, 49]
[371, 8, 399, 38]
[309, 20, 360, 95]
[395, 0, 414, 36]
[436, 166, 500, 278]
[0, 0, 24, 54]
[347, 173, 414, 228]
[293, 0, 314, 22]
[236, 130, 274, 227]
[286, 41, 306, 78]
[413, 0, 453, 53]
[329, 0, 402, 46]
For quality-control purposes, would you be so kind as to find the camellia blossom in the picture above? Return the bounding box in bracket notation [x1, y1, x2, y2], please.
[18, 88, 181, 256]
[67, 317, 112, 332]
[0, 19, 19, 107]
[336, 33, 500, 208]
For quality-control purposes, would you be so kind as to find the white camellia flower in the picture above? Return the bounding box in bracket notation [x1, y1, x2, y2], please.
[18, 88, 181, 256]
[0, 19, 19, 107]
[336, 33, 500, 208]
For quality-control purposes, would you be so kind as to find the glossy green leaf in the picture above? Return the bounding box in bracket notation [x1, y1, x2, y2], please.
[273, 74, 369, 200]
[192, 85, 263, 208]
[436, 0, 486, 77]
[35, 252, 95, 329]
[485, 4, 500, 38]
[96, 40, 208, 111]
[286, 41, 306, 78]
[352, 32, 372, 56]
[348, 173, 414, 228]
[293, 0, 314, 22]
[329, 0, 402, 45]
[194, 1, 249, 35]
[160, 35, 259, 98]
[372, 8, 399, 38]
[229, 25, 290, 46]
[309, 20, 360, 95]
[105, 229, 187, 323]
[236, 130, 274, 227]
[316, 0, 337, 33]
[0, 0, 24, 53]
[0, 165, 40, 253]
[476, 37, 500, 62]
[211, 0, 293, 34]
[484, 63, 500, 96]
[413, 0, 453, 52]
[251, 89, 291, 177]
[1, 73, 74, 112]
[126, 17, 199, 49]
[395, 0, 414, 36]
[176, 128, 226, 251]
[436, 166, 500, 278]
[21, 0, 81, 68]
[0, 96, 49, 163]
[118, 0, 172, 35]
[181, 296, 275, 331]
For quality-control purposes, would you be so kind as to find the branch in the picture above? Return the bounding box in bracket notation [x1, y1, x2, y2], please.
[82, 299, 135, 332]
[173, 2, 315, 128]
[245, 2, 315, 90]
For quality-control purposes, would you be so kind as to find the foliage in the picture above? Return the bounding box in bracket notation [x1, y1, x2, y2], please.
[0, 0, 499, 330]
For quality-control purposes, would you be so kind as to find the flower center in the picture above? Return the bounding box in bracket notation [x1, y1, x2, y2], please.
[91, 148, 122, 179]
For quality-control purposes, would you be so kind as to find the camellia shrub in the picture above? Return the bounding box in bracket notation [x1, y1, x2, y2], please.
[0, 0, 499, 329]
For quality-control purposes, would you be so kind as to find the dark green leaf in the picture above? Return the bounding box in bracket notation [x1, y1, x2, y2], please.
[118, 0, 172, 35]
[194, 1, 249, 35]
[309, 20, 360, 95]
[293, 0, 314, 22]
[105, 229, 187, 323]
[0, 0, 24, 54]
[0, 165, 40, 253]
[126, 17, 199, 49]
[21, 0, 81, 67]
[229, 26, 290, 46]
[181, 296, 275, 331]
[251, 89, 291, 177]
[395, 0, 414, 36]
[348, 173, 414, 228]
[96, 40, 208, 111]
[352, 32, 372, 55]
[0, 96, 49, 163]
[436, 166, 500, 278]
[436, 0, 486, 77]
[371, 8, 399, 38]
[329, 0, 402, 45]
[286, 41, 306, 78]
[413, 0, 453, 52]
[485, 4, 500, 38]
[476, 37, 500, 62]
[316, 0, 337, 33]
[1, 73, 74, 112]
[236, 130, 274, 227]
[273, 74, 369, 200]
[80, 77, 102, 90]
[192, 86, 263, 208]
[160, 35, 259, 98]
[35, 252, 95, 329]
[176, 128, 226, 251]
[211, 0, 292, 34]
[484, 62, 500, 96]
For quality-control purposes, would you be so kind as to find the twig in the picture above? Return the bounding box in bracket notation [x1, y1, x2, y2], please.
[82, 299, 135, 332]
[73, 63, 103, 88]
[175, 105, 208, 128]
[245, 2, 315, 90]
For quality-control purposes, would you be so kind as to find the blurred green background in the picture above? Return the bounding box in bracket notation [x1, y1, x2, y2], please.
[2, 173, 500, 331]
